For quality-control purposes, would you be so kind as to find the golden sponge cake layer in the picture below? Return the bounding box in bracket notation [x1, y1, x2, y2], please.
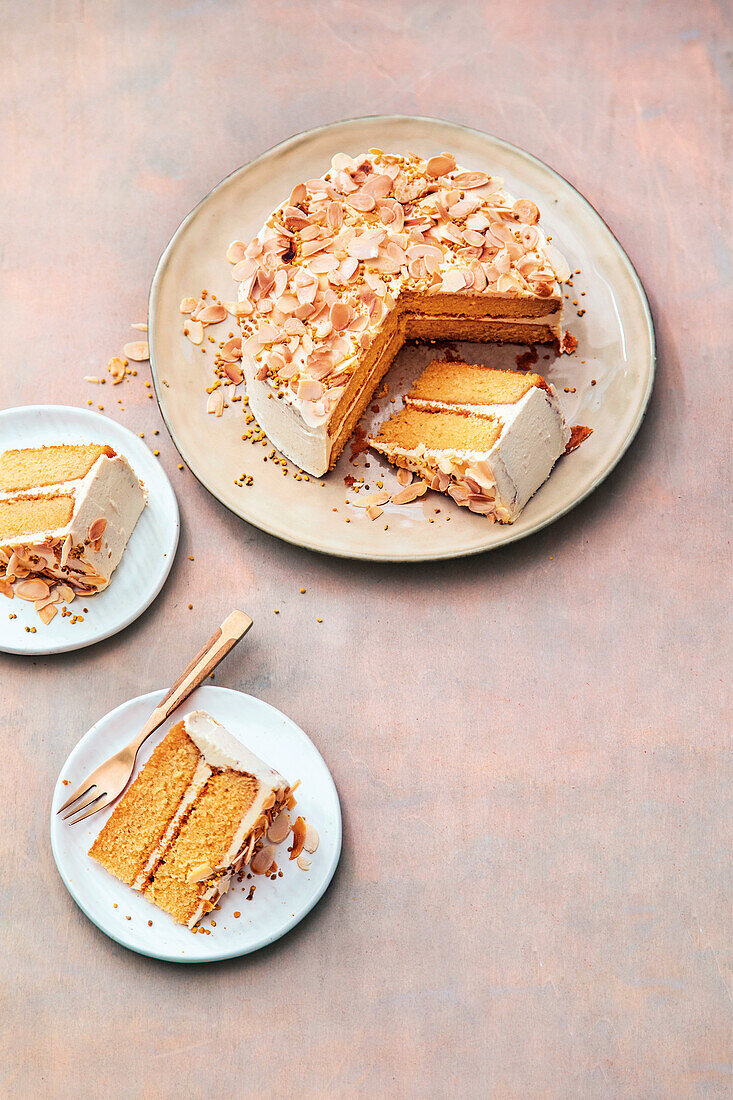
[406, 360, 542, 408]
[0, 493, 75, 542]
[371, 406, 502, 455]
[0, 443, 113, 493]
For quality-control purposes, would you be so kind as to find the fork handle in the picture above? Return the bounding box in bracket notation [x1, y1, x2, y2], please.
[129, 609, 253, 754]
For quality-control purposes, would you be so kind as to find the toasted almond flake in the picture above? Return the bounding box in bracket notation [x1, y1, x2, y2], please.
[123, 341, 149, 362]
[352, 490, 391, 508]
[207, 389, 225, 416]
[0, 579, 14, 598]
[391, 482, 428, 505]
[180, 296, 197, 313]
[107, 356, 126, 383]
[267, 811, 291, 844]
[426, 153, 456, 177]
[186, 863, 214, 884]
[197, 304, 228, 324]
[251, 845, 276, 874]
[38, 604, 57, 625]
[83, 376, 102, 384]
[297, 855, 312, 871]
[87, 518, 107, 542]
[15, 578, 50, 601]
[512, 198, 540, 225]
[226, 240, 247, 264]
[131, 322, 148, 331]
[366, 504, 383, 521]
[185, 320, 204, 346]
[303, 823, 319, 853]
[397, 468, 413, 487]
[289, 816, 306, 860]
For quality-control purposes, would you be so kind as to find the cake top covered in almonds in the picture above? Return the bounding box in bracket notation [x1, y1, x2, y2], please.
[232, 150, 570, 429]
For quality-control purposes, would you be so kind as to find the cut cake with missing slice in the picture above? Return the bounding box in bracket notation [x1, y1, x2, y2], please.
[369, 360, 571, 523]
[89, 711, 295, 928]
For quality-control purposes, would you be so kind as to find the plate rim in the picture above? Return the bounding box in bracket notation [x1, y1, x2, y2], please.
[49, 684, 343, 964]
[148, 113, 656, 563]
[0, 403, 180, 656]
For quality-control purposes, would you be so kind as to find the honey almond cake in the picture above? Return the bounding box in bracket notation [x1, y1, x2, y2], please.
[369, 360, 571, 523]
[230, 149, 572, 476]
[0, 443, 146, 622]
[89, 711, 297, 927]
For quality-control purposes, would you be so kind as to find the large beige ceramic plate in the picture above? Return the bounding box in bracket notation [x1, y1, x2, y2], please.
[149, 115, 654, 562]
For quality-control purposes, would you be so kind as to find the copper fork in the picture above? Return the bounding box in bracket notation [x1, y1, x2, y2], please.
[57, 609, 253, 824]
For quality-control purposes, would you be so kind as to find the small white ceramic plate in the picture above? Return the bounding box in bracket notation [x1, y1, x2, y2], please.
[0, 405, 179, 655]
[149, 115, 655, 561]
[50, 685, 341, 963]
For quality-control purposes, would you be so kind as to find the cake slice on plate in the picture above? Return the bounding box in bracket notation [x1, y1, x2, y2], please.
[369, 360, 571, 523]
[90, 711, 297, 927]
[0, 443, 146, 622]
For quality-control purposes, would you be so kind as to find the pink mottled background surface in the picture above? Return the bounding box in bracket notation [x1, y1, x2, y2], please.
[1, 2, 731, 1097]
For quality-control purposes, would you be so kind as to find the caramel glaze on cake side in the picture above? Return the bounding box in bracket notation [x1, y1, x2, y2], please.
[225, 150, 572, 476]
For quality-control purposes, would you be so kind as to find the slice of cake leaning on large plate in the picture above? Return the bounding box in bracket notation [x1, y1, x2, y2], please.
[369, 360, 571, 523]
[0, 443, 146, 621]
[229, 150, 571, 476]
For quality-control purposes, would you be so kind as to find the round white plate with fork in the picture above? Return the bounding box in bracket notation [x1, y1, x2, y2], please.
[50, 685, 342, 962]
[0, 404, 179, 655]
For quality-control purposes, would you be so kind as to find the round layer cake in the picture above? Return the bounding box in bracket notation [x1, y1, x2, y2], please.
[231, 150, 571, 476]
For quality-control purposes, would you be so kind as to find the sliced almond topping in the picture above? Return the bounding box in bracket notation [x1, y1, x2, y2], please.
[397, 467, 413, 487]
[352, 490, 391, 508]
[60, 536, 72, 568]
[180, 296, 197, 314]
[303, 823, 319, 853]
[87, 518, 107, 542]
[266, 810, 291, 844]
[391, 482, 428, 505]
[130, 321, 148, 331]
[289, 816, 306, 860]
[366, 504, 383, 521]
[197, 304, 228, 324]
[107, 356, 126, 384]
[297, 855, 312, 871]
[15, 578, 50, 601]
[185, 319, 204, 346]
[251, 844, 276, 875]
[38, 604, 58, 625]
[426, 153, 456, 177]
[0, 579, 14, 598]
[226, 240, 247, 264]
[207, 389, 225, 416]
[186, 863, 214, 884]
[123, 341, 149, 362]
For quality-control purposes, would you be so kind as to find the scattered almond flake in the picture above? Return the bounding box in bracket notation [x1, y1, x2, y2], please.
[207, 389, 225, 416]
[38, 604, 57, 625]
[289, 816, 306, 860]
[391, 482, 428, 505]
[297, 855, 312, 871]
[303, 823, 319, 854]
[0, 579, 14, 599]
[107, 356, 126, 384]
[351, 490, 391, 508]
[14, 578, 50, 601]
[87, 517, 107, 542]
[366, 504, 383, 521]
[180, 296, 197, 314]
[226, 240, 247, 264]
[130, 321, 148, 332]
[251, 844, 276, 875]
[197, 304, 228, 324]
[185, 320, 204, 346]
[83, 376, 102, 384]
[122, 341, 149, 362]
[397, 468, 413, 487]
[266, 811, 291, 844]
